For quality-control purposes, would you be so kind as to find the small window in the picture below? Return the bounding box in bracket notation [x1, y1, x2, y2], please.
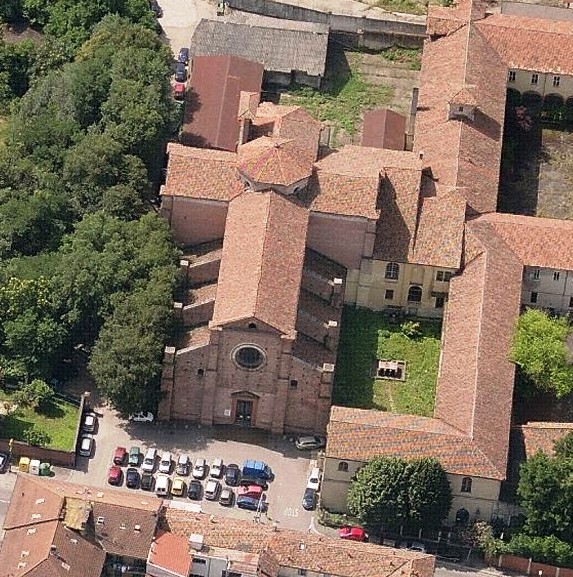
[461, 477, 472, 493]
[338, 461, 349, 472]
[553, 76, 561, 87]
[436, 271, 452, 282]
[554, 272, 560, 281]
[508, 71, 516, 83]
[385, 289, 394, 300]
[532, 269, 540, 280]
[290, 379, 298, 389]
[531, 73, 539, 85]
[385, 262, 400, 280]
[197, 368, 205, 376]
[435, 296, 445, 309]
[248, 322, 257, 330]
[458, 106, 464, 113]
[569, 296, 573, 308]
[530, 292, 538, 303]
[407, 286, 422, 303]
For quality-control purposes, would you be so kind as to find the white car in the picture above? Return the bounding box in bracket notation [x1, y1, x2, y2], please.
[210, 458, 224, 478]
[159, 452, 172, 474]
[129, 411, 154, 422]
[193, 458, 206, 479]
[306, 467, 321, 491]
[295, 436, 325, 450]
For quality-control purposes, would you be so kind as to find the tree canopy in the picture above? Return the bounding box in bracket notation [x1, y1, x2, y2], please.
[347, 456, 452, 531]
[511, 308, 573, 398]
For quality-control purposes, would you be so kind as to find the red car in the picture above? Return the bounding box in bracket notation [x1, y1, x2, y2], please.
[108, 465, 122, 485]
[173, 82, 186, 100]
[338, 526, 368, 542]
[237, 484, 263, 499]
[113, 447, 127, 465]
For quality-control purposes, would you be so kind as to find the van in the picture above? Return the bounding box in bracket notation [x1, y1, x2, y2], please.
[142, 448, 157, 473]
[79, 436, 93, 457]
[155, 474, 171, 496]
[241, 460, 273, 480]
[306, 467, 320, 491]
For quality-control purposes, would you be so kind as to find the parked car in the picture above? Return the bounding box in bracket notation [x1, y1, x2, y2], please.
[236, 495, 267, 512]
[129, 411, 154, 422]
[172, 477, 186, 497]
[302, 488, 316, 511]
[225, 463, 240, 486]
[176, 454, 190, 476]
[155, 474, 171, 496]
[0, 452, 8, 472]
[172, 82, 186, 100]
[142, 448, 157, 473]
[79, 435, 93, 458]
[306, 467, 321, 491]
[401, 542, 427, 553]
[159, 452, 172, 474]
[237, 484, 263, 499]
[188, 479, 202, 500]
[82, 412, 97, 433]
[177, 47, 189, 65]
[149, 0, 163, 17]
[108, 465, 122, 485]
[295, 435, 325, 450]
[219, 487, 234, 506]
[141, 472, 154, 491]
[128, 446, 141, 467]
[113, 446, 127, 465]
[192, 458, 206, 479]
[174, 62, 187, 82]
[239, 477, 268, 491]
[210, 458, 224, 478]
[338, 526, 368, 542]
[205, 479, 221, 501]
[241, 460, 273, 480]
[126, 468, 140, 489]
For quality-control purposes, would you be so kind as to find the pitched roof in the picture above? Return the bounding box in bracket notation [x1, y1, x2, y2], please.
[190, 18, 328, 77]
[327, 406, 504, 479]
[162, 143, 243, 201]
[237, 136, 314, 186]
[211, 190, 309, 335]
[434, 220, 524, 479]
[181, 55, 263, 151]
[361, 108, 406, 151]
[520, 422, 573, 459]
[148, 530, 192, 577]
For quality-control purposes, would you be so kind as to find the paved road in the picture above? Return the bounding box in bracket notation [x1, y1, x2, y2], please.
[56, 402, 317, 531]
[435, 561, 521, 577]
[0, 471, 16, 540]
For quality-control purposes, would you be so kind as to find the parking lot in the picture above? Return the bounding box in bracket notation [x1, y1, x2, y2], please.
[60, 403, 319, 531]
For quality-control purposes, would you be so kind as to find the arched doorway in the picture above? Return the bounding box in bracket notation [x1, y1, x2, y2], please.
[231, 391, 259, 426]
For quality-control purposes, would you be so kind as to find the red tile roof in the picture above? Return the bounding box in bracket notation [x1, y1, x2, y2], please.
[182, 55, 263, 151]
[327, 406, 503, 479]
[148, 530, 192, 577]
[520, 422, 573, 459]
[162, 143, 243, 201]
[211, 190, 309, 335]
[361, 108, 406, 151]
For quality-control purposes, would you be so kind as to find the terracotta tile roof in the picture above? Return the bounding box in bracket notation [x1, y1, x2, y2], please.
[161, 508, 434, 577]
[477, 13, 573, 76]
[520, 422, 573, 459]
[409, 188, 467, 268]
[474, 212, 573, 270]
[162, 143, 243, 201]
[181, 55, 263, 151]
[293, 332, 336, 367]
[449, 86, 478, 106]
[238, 91, 260, 119]
[361, 108, 406, 150]
[434, 220, 524, 479]
[176, 324, 211, 350]
[414, 21, 507, 215]
[211, 191, 309, 335]
[327, 407, 503, 479]
[237, 136, 314, 186]
[148, 530, 192, 577]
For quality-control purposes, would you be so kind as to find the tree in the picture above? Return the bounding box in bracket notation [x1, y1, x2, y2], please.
[406, 458, 452, 528]
[554, 431, 573, 459]
[507, 534, 573, 568]
[511, 309, 573, 397]
[13, 379, 54, 412]
[23, 427, 51, 447]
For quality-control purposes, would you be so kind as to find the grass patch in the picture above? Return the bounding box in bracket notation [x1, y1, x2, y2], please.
[0, 390, 79, 451]
[0, 115, 8, 147]
[280, 52, 393, 136]
[333, 307, 441, 416]
[379, 47, 422, 71]
[372, 0, 426, 15]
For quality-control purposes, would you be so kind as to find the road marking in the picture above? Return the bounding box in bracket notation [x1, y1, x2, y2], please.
[0, 499, 10, 503]
[283, 507, 299, 518]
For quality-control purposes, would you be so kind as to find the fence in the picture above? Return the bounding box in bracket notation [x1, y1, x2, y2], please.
[488, 554, 573, 577]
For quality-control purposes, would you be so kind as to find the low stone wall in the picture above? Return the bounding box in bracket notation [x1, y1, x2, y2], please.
[226, 0, 426, 47]
[488, 554, 573, 577]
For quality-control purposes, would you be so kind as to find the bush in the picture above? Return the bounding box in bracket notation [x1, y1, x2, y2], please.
[400, 320, 421, 339]
[23, 427, 51, 447]
[12, 379, 55, 412]
[508, 534, 573, 568]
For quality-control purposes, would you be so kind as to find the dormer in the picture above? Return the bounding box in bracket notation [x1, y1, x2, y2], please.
[447, 86, 478, 122]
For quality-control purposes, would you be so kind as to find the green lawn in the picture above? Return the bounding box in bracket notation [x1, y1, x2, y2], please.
[333, 307, 442, 416]
[0, 391, 80, 451]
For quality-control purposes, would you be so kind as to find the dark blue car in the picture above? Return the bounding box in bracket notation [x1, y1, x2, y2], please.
[236, 495, 267, 512]
[177, 47, 189, 65]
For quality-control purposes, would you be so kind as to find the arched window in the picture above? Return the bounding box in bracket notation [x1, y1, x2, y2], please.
[385, 262, 400, 280]
[338, 461, 349, 472]
[461, 477, 472, 493]
[407, 285, 422, 302]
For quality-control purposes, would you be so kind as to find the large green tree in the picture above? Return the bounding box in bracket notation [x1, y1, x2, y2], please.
[511, 308, 573, 397]
[348, 456, 451, 531]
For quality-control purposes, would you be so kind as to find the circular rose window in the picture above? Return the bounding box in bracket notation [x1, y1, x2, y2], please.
[233, 345, 266, 370]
